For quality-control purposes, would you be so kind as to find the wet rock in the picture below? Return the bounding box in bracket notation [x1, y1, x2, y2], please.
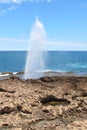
[10, 76, 20, 80]
[40, 77, 55, 83]
[16, 71, 24, 75]
[1, 72, 13, 75]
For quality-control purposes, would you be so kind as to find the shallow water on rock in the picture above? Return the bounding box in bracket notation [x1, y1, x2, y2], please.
[40, 95, 70, 106]
[43, 100, 70, 106]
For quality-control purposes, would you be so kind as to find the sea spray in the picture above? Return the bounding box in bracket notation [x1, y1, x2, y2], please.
[24, 17, 46, 79]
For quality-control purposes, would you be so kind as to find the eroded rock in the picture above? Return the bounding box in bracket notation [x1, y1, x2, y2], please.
[0, 76, 86, 129]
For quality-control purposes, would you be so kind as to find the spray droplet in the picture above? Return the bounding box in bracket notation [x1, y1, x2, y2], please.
[24, 17, 46, 79]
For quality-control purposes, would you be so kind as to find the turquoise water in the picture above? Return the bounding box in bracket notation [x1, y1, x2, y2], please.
[0, 51, 87, 75]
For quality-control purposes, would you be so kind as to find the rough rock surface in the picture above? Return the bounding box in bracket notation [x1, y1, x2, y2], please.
[0, 76, 87, 130]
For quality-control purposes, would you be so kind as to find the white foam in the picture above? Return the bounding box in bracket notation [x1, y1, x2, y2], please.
[0, 74, 10, 77]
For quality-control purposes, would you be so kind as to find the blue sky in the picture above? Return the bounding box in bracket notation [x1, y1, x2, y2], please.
[0, 0, 87, 50]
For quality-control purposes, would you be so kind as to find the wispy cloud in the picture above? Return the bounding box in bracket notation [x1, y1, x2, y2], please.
[0, 0, 53, 15]
[0, 0, 53, 4]
[0, 38, 28, 43]
[0, 5, 17, 15]
[46, 40, 87, 51]
[0, 38, 29, 50]
[0, 38, 87, 51]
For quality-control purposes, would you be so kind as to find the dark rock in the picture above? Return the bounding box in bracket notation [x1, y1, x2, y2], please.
[1, 72, 13, 75]
[16, 71, 24, 75]
[0, 107, 14, 114]
[10, 76, 20, 80]
[0, 88, 7, 92]
[40, 95, 70, 106]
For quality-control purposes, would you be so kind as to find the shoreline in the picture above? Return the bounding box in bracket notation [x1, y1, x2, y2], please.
[0, 75, 87, 129]
[0, 71, 87, 81]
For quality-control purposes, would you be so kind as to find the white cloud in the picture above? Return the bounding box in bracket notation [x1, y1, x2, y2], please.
[0, 38, 28, 43]
[0, 0, 53, 15]
[46, 40, 87, 51]
[0, 38, 87, 51]
[8, 6, 16, 11]
[0, 38, 29, 50]
[0, 0, 53, 4]
[0, 5, 17, 15]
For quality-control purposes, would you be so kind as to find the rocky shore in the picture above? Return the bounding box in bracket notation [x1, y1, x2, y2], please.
[0, 76, 87, 130]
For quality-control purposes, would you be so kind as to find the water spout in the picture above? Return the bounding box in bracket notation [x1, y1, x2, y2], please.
[24, 17, 46, 79]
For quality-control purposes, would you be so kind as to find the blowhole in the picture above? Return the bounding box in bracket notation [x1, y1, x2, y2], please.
[40, 95, 70, 106]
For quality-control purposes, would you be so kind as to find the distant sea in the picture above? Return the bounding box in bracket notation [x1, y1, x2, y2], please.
[0, 51, 87, 75]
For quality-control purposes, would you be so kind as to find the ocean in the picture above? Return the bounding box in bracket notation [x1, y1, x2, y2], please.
[0, 51, 87, 75]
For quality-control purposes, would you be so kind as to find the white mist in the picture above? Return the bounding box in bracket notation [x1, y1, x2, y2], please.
[24, 17, 46, 79]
